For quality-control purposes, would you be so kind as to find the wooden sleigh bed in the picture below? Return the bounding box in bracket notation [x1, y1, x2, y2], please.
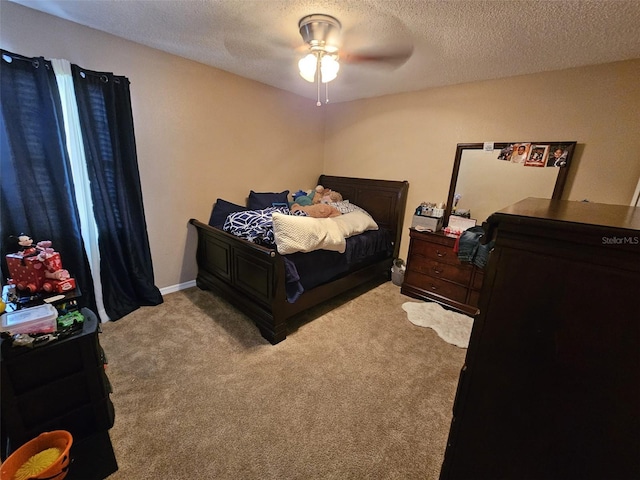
[189, 175, 409, 344]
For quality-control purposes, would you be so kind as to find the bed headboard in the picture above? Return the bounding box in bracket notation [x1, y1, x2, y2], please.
[318, 175, 409, 258]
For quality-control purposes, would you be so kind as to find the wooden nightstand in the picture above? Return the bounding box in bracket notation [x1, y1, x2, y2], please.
[400, 228, 483, 316]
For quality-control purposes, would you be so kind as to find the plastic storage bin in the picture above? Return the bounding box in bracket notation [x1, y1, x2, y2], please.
[0, 304, 58, 334]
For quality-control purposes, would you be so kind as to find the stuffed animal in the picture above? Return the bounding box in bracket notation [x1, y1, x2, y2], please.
[313, 185, 343, 204]
[291, 185, 344, 208]
[292, 190, 309, 201]
[323, 190, 343, 203]
[291, 190, 315, 206]
[290, 203, 341, 218]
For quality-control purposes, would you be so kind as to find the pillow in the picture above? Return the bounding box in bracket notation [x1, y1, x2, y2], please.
[224, 206, 289, 245]
[332, 210, 379, 238]
[208, 198, 248, 228]
[272, 213, 346, 254]
[328, 200, 370, 216]
[248, 190, 290, 210]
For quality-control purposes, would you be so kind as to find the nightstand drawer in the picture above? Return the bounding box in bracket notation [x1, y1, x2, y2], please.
[404, 271, 468, 303]
[409, 238, 461, 266]
[408, 257, 472, 285]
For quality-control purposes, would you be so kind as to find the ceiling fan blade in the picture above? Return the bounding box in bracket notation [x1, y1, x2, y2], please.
[340, 45, 414, 69]
[221, 7, 301, 61]
[339, 11, 413, 69]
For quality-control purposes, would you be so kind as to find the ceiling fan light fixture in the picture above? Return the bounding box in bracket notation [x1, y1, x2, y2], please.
[298, 53, 317, 82]
[297, 14, 342, 106]
[298, 14, 341, 50]
[320, 54, 339, 83]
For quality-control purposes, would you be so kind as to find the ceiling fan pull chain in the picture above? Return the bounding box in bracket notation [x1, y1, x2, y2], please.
[325, 81, 330, 104]
[316, 53, 322, 106]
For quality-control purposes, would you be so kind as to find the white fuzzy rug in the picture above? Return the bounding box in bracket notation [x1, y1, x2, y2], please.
[402, 301, 473, 348]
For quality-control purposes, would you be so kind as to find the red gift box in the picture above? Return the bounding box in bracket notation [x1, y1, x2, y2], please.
[42, 251, 63, 273]
[6, 253, 46, 293]
[42, 278, 76, 294]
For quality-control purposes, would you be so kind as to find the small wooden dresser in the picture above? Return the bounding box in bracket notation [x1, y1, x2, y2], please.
[401, 228, 484, 316]
[440, 198, 640, 480]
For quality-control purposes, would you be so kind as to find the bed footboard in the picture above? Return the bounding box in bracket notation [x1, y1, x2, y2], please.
[188, 219, 288, 344]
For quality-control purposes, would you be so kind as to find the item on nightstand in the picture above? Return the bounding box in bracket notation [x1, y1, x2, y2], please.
[6, 237, 77, 294]
[412, 214, 443, 232]
[452, 193, 462, 212]
[415, 202, 445, 219]
[5, 253, 46, 294]
[431, 208, 444, 218]
[452, 209, 471, 218]
[447, 215, 477, 232]
[57, 310, 85, 329]
[0, 304, 58, 335]
[443, 226, 463, 238]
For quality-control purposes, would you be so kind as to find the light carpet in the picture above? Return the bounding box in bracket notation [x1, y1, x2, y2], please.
[402, 301, 473, 348]
[98, 282, 467, 480]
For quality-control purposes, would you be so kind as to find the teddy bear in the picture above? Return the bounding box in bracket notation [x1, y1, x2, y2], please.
[312, 185, 343, 204]
[290, 185, 344, 214]
[290, 203, 341, 218]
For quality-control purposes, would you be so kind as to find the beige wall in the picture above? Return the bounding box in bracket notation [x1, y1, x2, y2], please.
[0, 2, 325, 289]
[2, 2, 639, 288]
[324, 60, 640, 260]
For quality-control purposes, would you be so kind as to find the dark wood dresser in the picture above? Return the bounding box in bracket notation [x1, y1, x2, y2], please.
[440, 198, 640, 480]
[401, 228, 484, 316]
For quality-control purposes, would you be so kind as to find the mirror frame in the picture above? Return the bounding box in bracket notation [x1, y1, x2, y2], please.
[444, 141, 577, 228]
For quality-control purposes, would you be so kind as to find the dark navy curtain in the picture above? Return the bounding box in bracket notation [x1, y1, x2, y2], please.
[0, 50, 96, 312]
[71, 65, 162, 320]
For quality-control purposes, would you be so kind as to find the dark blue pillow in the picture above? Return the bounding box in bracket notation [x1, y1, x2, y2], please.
[208, 199, 248, 228]
[248, 190, 290, 210]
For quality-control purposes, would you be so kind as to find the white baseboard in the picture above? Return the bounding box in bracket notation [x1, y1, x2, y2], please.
[100, 281, 196, 323]
[160, 280, 197, 296]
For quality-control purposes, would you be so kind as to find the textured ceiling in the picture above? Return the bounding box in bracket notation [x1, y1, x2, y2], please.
[8, 0, 640, 104]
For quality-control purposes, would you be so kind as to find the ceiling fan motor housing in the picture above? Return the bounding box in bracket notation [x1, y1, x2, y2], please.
[299, 14, 341, 53]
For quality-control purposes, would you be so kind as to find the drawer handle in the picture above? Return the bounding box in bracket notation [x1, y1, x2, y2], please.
[436, 250, 446, 257]
[430, 285, 438, 291]
[433, 268, 442, 275]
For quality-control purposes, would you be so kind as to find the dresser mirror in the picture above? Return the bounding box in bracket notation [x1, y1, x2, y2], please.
[444, 141, 576, 227]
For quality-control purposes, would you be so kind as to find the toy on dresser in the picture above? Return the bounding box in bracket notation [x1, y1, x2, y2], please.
[5, 234, 76, 294]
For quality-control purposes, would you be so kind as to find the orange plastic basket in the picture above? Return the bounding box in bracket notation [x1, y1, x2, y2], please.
[0, 430, 72, 480]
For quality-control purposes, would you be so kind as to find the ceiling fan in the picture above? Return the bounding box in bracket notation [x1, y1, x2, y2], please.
[296, 14, 413, 106]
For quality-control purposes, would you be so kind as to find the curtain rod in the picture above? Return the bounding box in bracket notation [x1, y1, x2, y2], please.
[1, 50, 50, 69]
[2, 49, 128, 84]
[75, 67, 125, 84]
